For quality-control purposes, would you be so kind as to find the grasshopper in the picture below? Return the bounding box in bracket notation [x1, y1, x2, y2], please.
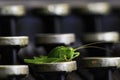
[24, 42, 106, 64]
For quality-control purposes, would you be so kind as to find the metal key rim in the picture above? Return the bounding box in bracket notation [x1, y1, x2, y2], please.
[0, 36, 29, 46]
[35, 33, 75, 45]
[31, 4, 70, 16]
[0, 65, 29, 78]
[82, 57, 120, 68]
[30, 61, 77, 72]
[0, 5, 25, 16]
[82, 32, 119, 43]
[72, 2, 110, 15]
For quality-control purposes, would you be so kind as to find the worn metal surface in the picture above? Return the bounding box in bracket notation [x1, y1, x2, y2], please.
[0, 5, 25, 16]
[30, 61, 77, 72]
[83, 32, 119, 43]
[0, 36, 29, 46]
[35, 33, 75, 45]
[82, 57, 120, 68]
[0, 65, 29, 78]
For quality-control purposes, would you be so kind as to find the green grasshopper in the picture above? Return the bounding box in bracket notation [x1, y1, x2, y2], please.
[47, 46, 80, 61]
[24, 42, 106, 64]
[48, 42, 106, 61]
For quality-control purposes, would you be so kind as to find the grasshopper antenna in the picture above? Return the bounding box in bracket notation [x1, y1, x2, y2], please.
[74, 42, 107, 51]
